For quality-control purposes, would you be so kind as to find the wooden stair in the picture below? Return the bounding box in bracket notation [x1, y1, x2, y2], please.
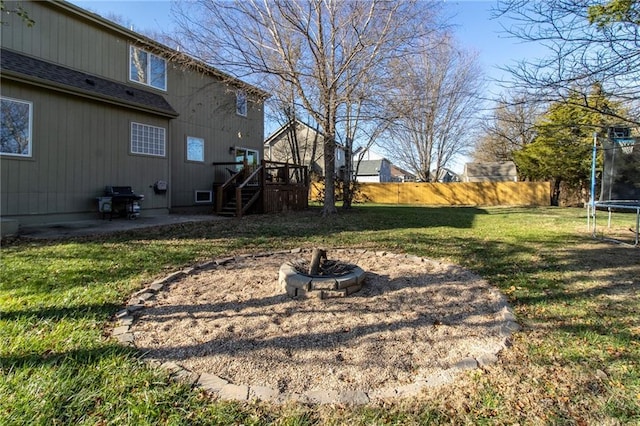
[218, 186, 260, 217]
[213, 160, 309, 218]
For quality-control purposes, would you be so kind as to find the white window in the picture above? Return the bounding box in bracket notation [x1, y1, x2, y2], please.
[186, 136, 204, 162]
[129, 46, 167, 91]
[1, 97, 33, 157]
[236, 90, 247, 116]
[131, 122, 166, 157]
[194, 190, 213, 203]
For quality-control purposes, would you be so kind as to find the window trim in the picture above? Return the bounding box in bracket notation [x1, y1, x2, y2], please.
[186, 136, 205, 163]
[236, 90, 247, 117]
[194, 190, 213, 204]
[234, 146, 259, 170]
[129, 45, 167, 91]
[130, 121, 166, 157]
[0, 96, 33, 158]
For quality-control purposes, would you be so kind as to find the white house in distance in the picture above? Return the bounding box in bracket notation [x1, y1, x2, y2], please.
[354, 158, 393, 182]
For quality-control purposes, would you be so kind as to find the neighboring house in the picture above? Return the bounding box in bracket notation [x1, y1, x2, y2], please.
[390, 164, 417, 182]
[430, 168, 460, 183]
[0, 0, 267, 226]
[354, 159, 393, 183]
[461, 161, 518, 182]
[264, 118, 345, 179]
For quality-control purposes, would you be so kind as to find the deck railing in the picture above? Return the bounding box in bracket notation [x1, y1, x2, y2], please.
[212, 160, 309, 217]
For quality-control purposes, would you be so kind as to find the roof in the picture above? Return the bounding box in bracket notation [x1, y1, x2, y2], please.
[1, 48, 179, 118]
[391, 164, 416, 179]
[264, 119, 321, 147]
[264, 118, 344, 148]
[356, 159, 388, 176]
[51, 0, 269, 100]
[463, 161, 517, 178]
[430, 168, 459, 181]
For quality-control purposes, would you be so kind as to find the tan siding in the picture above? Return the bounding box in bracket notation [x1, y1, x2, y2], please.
[0, 157, 8, 214]
[2, 2, 130, 83]
[2, 1, 266, 220]
[167, 69, 265, 207]
[1, 81, 171, 218]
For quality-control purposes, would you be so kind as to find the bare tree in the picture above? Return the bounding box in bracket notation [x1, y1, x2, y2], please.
[170, 0, 440, 215]
[495, 0, 640, 124]
[340, 106, 392, 207]
[473, 94, 542, 163]
[0, 98, 31, 155]
[266, 91, 323, 179]
[379, 35, 483, 182]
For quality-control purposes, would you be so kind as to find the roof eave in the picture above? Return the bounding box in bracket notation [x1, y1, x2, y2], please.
[2, 71, 179, 118]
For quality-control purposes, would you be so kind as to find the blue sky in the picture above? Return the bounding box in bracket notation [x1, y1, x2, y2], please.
[70, 0, 548, 171]
[72, 0, 546, 95]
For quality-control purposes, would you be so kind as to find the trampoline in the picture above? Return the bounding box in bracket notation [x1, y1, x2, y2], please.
[589, 128, 640, 246]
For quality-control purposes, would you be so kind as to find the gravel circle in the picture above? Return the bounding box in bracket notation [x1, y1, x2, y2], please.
[128, 249, 513, 401]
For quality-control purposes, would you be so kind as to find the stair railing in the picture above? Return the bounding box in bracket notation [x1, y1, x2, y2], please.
[235, 165, 263, 217]
[216, 169, 242, 214]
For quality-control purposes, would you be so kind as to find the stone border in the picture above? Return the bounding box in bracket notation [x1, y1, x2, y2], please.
[111, 248, 520, 405]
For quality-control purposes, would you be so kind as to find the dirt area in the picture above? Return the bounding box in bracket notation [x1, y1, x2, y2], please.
[131, 250, 509, 395]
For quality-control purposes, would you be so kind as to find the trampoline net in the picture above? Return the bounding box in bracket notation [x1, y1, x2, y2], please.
[599, 137, 640, 203]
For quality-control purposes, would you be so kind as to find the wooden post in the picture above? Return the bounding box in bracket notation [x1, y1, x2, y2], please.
[216, 185, 223, 213]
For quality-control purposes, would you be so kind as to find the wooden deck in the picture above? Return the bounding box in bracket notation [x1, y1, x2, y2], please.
[212, 160, 309, 217]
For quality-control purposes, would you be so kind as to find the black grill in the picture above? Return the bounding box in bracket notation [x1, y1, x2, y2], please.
[99, 186, 144, 219]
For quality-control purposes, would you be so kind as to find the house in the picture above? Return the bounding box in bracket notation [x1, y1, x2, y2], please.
[461, 161, 518, 182]
[354, 159, 393, 183]
[264, 119, 346, 179]
[390, 164, 417, 182]
[430, 168, 460, 183]
[0, 0, 268, 228]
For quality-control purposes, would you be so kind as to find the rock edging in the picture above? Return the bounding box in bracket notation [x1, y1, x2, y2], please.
[110, 248, 520, 405]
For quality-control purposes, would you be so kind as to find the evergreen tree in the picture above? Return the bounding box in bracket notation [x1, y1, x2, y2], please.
[514, 85, 625, 205]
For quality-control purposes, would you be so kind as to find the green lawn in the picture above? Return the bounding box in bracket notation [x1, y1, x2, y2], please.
[1, 206, 638, 425]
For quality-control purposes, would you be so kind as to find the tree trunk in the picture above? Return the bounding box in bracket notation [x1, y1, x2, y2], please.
[308, 248, 327, 275]
[322, 130, 338, 216]
[342, 138, 353, 209]
[551, 178, 561, 206]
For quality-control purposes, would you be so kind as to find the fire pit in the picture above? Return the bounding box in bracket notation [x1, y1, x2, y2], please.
[279, 248, 366, 298]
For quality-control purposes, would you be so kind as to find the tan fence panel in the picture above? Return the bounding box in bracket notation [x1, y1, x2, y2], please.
[311, 182, 550, 206]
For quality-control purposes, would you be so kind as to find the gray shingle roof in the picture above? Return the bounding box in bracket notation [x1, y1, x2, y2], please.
[1, 48, 178, 117]
[357, 159, 385, 175]
[464, 161, 517, 178]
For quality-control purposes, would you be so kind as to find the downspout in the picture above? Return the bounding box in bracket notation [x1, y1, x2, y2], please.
[167, 118, 173, 214]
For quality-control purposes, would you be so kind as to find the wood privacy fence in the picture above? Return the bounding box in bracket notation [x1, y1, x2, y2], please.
[311, 182, 551, 206]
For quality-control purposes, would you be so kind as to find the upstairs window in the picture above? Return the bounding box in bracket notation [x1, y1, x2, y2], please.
[186, 136, 205, 162]
[236, 90, 247, 116]
[130, 46, 167, 91]
[131, 122, 166, 157]
[1, 97, 32, 157]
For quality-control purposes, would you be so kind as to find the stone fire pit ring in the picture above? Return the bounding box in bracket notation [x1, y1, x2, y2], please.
[279, 260, 366, 299]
